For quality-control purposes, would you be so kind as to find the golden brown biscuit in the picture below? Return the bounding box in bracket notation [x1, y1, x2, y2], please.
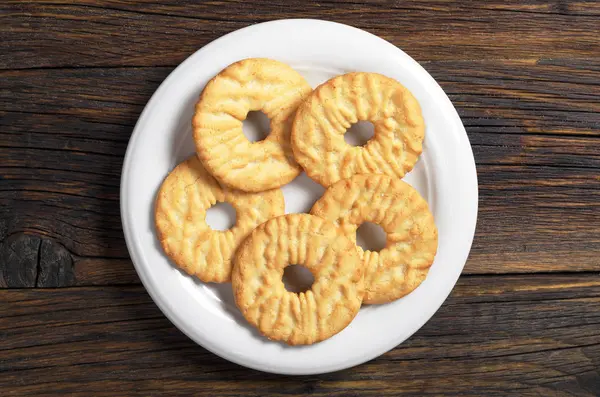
[193, 58, 312, 193]
[291, 72, 425, 187]
[232, 214, 364, 345]
[310, 174, 437, 304]
[155, 155, 284, 283]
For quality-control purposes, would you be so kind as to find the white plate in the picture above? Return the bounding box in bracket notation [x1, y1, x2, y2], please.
[120, 19, 478, 375]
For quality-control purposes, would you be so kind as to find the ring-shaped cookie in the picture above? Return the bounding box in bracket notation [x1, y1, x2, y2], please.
[193, 58, 312, 192]
[292, 72, 425, 187]
[232, 214, 364, 345]
[310, 174, 438, 304]
[155, 155, 284, 283]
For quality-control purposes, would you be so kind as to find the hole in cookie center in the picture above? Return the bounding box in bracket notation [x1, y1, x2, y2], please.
[205, 202, 237, 231]
[344, 121, 375, 146]
[356, 222, 387, 252]
[243, 110, 271, 142]
[282, 265, 314, 293]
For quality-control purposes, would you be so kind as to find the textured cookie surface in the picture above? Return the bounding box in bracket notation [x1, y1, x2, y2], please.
[193, 58, 312, 192]
[292, 72, 425, 187]
[155, 155, 284, 283]
[232, 214, 364, 345]
[311, 174, 437, 303]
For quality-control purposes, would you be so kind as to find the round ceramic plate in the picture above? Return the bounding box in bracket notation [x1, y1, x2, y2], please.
[121, 19, 478, 375]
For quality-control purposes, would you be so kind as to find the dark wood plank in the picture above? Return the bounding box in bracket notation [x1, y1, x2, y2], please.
[1, 0, 600, 69]
[1, 275, 599, 395]
[0, 59, 599, 284]
[471, 165, 600, 274]
[426, 59, 600, 138]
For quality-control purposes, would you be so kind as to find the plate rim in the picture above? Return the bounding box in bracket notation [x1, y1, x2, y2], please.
[120, 18, 479, 375]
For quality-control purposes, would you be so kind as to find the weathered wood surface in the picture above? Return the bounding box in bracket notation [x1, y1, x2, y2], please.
[2, 0, 600, 68]
[1, 275, 599, 396]
[1, 0, 599, 395]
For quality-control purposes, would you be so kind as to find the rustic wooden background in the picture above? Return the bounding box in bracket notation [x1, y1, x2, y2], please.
[1, 1, 599, 395]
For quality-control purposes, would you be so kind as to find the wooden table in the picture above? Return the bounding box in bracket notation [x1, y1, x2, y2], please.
[1, 1, 599, 395]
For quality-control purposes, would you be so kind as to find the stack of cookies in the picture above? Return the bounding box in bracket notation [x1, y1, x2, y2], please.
[155, 58, 438, 345]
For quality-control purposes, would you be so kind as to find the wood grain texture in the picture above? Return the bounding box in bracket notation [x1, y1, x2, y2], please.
[0, 234, 40, 288]
[1, 275, 599, 395]
[37, 238, 75, 287]
[1, 0, 600, 69]
[0, 233, 76, 288]
[426, 59, 600, 138]
[1, 59, 599, 283]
